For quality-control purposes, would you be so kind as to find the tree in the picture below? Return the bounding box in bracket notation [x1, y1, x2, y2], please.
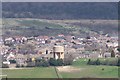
[49, 58, 58, 66]
[117, 48, 120, 52]
[27, 60, 35, 67]
[40, 59, 49, 67]
[9, 60, 16, 63]
[35, 59, 42, 67]
[57, 59, 63, 66]
[35, 58, 49, 67]
[87, 59, 97, 65]
[86, 36, 90, 39]
[111, 50, 115, 57]
[108, 47, 115, 57]
[95, 59, 100, 65]
[17, 43, 35, 54]
[117, 58, 120, 66]
[64, 54, 74, 65]
[16, 64, 20, 68]
[87, 59, 91, 65]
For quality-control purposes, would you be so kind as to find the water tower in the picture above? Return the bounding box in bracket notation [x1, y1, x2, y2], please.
[53, 46, 64, 59]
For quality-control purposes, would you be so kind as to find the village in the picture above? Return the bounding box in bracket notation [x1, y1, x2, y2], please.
[0, 32, 119, 68]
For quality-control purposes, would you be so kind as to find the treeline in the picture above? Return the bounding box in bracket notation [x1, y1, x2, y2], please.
[2, 2, 118, 19]
[2, 57, 74, 68]
[87, 58, 120, 66]
[15, 57, 73, 68]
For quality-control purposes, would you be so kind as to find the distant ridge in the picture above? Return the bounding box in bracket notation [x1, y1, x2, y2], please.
[2, 2, 118, 20]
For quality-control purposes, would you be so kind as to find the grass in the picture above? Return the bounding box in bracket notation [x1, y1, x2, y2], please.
[60, 65, 118, 78]
[59, 58, 119, 78]
[2, 67, 58, 78]
[2, 58, 119, 78]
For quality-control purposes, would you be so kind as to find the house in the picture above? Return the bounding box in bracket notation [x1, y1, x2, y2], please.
[3, 61, 10, 65]
[115, 52, 120, 57]
[90, 53, 100, 58]
[36, 53, 53, 60]
[6, 53, 15, 61]
[16, 54, 27, 67]
[104, 52, 111, 58]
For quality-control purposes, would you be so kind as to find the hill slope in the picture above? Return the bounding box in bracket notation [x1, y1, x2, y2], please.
[2, 19, 118, 37]
[2, 2, 118, 19]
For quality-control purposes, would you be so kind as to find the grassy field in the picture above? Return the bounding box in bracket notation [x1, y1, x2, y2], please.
[59, 66, 118, 78]
[59, 58, 118, 78]
[2, 67, 58, 78]
[2, 58, 119, 78]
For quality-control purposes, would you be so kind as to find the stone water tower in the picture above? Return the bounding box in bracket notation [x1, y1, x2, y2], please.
[53, 46, 64, 59]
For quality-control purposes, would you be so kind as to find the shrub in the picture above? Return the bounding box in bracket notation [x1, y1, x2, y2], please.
[111, 50, 115, 57]
[64, 54, 74, 65]
[64, 58, 73, 65]
[87, 59, 91, 65]
[87, 58, 118, 66]
[35, 59, 42, 67]
[95, 59, 100, 65]
[49, 58, 58, 66]
[48, 58, 63, 66]
[9, 60, 16, 64]
[57, 59, 63, 66]
[87, 59, 96, 65]
[35, 59, 49, 67]
[117, 48, 120, 52]
[100, 59, 107, 65]
[107, 59, 118, 66]
[117, 58, 120, 66]
[40, 59, 49, 67]
[21, 65, 25, 67]
[27, 61, 35, 67]
[16, 64, 20, 68]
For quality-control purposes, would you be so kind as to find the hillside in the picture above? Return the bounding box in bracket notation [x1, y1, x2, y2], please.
[2, 18, 118, 37]
[2, 2, 118, 19]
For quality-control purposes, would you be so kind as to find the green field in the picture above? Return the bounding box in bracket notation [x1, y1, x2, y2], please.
[2, 67, 58, 78]
[2, 58, 119, 78]
[60, 58, 119, 78]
